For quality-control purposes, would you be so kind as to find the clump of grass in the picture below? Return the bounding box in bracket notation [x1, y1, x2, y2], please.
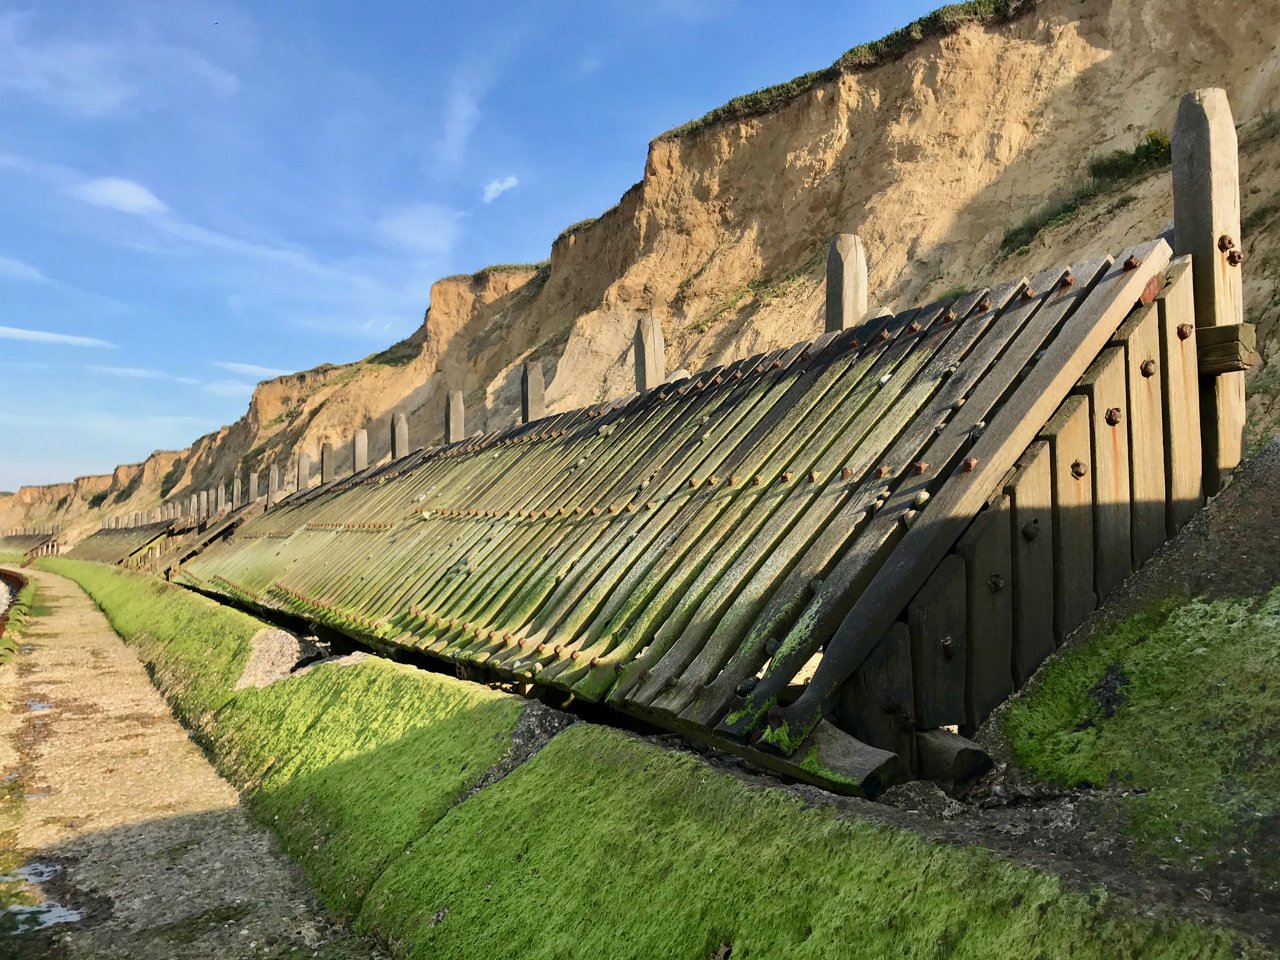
[87, 490, 109, 509]
[554, 217, 600, 244]
[1005, 589, 1280, 878]
[1000, 130, 1172, 255]
[658, 1, 1033, 142]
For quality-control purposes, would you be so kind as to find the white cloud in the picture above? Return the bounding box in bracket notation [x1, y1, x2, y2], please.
[87, 365, 200, 385]
[211, 360, 291, 379]
[433, 71, 488, 171]
[376, 204, 462, 257]
[483, 175, 519, 203]
[0, 254, 51, 283]
[0, 324, 115, 348]
[71, 177, 168, 216]
[0, 10, 238, 119]
[578, 55, 602, 75]
[205, 380, 257, 398]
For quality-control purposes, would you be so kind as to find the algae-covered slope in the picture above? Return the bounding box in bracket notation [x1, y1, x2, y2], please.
[35, 559, 1276, 958]
[7, 0, 1280, 545]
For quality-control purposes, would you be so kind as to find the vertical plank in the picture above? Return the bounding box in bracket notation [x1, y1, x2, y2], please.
[1005, 441, 1056, 683]
[1155, 257, 1204, 534]
[908, 555, 967, 729]
[447, 390, 466, 444]
[1112, 303, 1167, 567]
[1075, 347, 1132, 602]
[825, 234, 869, 333]
[955, 495, 1014, 733]
[1172, 88, 1246, 494]
[837, 621, 916, 772]
[1040, 395, 1096, 643]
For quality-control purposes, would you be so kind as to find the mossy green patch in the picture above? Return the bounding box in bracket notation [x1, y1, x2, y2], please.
[361, 724, 1249, 960]
[1005, 589, 1280, 876]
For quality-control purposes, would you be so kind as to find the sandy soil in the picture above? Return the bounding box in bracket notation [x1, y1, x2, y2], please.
[0, 567, 383, 960]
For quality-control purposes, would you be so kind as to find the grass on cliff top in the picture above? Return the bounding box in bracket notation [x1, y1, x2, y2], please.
[38, 559, 1266, 959]
[657, 0, 1033, 142]
[1005, 589, 1280, 879]
[362, 723, 1250, 960]
[36, 558, 523, 918]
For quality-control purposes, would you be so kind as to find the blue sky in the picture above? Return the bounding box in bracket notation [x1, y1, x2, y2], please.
[0, 0, 937, 491]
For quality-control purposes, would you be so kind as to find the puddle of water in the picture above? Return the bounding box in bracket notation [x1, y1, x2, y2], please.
[3, 901, 85, 932]
[18, 645, 33, 655]
[0, 863, 60, 885]
[24, 702, 52, 713]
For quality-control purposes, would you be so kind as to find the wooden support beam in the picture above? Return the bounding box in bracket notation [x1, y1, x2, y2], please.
[825, 234, 869, 333]
[1112, 304, 1168, 568]
[296, 453, 311, 493]
[447, 390, 466, 444]
[1041, 394, 1096, 643]
[1172, 88, 1246, 494]
[522, 361, 546, 424]
[956, 495, 1013, 733]
[353, 428, 369, 472]
[1005, 441, 1055, 684]
[908, 555, 967, 729]
[321, 442, 335, 484]
[391, 412, 409, 460]
[1196, 323, 1258, 376]
[1155, 258, 1203, 535]
[1076, 347, 1132, 602]
[836, 622, 916, 771]
[267, 465, 279, 508]
[248, 471, 259, 504]
[634, 316, 666, 392]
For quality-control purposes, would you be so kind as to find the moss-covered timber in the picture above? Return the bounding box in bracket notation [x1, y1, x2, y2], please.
[37, 558, 1269, 959]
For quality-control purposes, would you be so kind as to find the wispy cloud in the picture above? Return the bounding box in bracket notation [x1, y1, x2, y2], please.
[87, 365, 199, 385]
[0, 10, 238, 119]
[70, 177, 168, 216]
[211, 360, 291, 379]
[482, 175, 519, 203]
[0, 324, 115, 348]
[377, 203, 463, 257]
[0, 254, 51, 284]
[205, 380, 257, 398]
[432, 70, 488, 171]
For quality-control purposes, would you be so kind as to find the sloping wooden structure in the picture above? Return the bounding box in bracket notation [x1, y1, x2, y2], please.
[0, 531, 55, 560]
[67, 520, 175, 567]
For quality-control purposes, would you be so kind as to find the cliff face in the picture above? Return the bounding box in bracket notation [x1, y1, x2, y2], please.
[6, 0, 1280, 546]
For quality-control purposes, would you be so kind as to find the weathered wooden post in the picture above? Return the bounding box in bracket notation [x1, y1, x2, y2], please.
[446, 390, 466, 444]
[1172, 88, 1249, 494]
[634, 316, 665, 392]
[321, 442, 335, 484]
[352, 428, 368, 473]
[522, 361, 546, 424]
[247, 471, 259, 503]
[232, 474, 242, 509]
[216, 482, 227, 514]
[198, 491, 208, 519]
[391, 412, 409, 460]
[297, 453, 311, 492]
[825, 234, 869, 333]
[188, 494, 197, 518]
[267, 465, 280, 508]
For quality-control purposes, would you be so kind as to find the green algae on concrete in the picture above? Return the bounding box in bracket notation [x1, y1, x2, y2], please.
[360, 723, 1252, 960]
[1005, 589, 1280, 880]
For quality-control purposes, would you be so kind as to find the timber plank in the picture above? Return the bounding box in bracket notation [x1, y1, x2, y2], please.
[1112, 303, 1168, 568]
[836, 621, 916, 771]
[1004, 440, 1055, 683]
[955, 494, 1013, 732]
[1042, 395, 1096, 643]
[1075, 346, 1132, 601]
[1155, 258, 1203, 535]
[909, 554, 967, 729]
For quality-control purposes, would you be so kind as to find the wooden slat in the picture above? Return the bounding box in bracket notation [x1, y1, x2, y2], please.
[836, 621, 916, 770]
[1197, 323, 1259, 375]
[767, 240, 1169, 749]
[1155, 258, 1204, 535]
[955, 494, 1013, 732]
[908, 555, 967, 729]
[1005, 440, 1055, 683]
[1112, 303, 1167, 568]
[1042, 395, 1095, 643]
[1075, 346, 1132, 601]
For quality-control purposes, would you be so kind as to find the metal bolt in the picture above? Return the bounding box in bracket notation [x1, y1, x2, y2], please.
[1071, 460, 1089, 479]
[979, 298, 992, 311]
[1123, 255, 1142, 271]
[752, 474, 764, 486]
[736, 676, 759, 697]
[840, 466, 853, 481]
[730, 474, 742, 486]
[962, 456, 979, 472]
[809, 470, 821, 484]
[912, 461, 928, 474]
[988, 573, 1005, 593]
[1060, 273, 1076, 288]
[879, 329, 891, 341]
[878, 464, 891, 479]
[782, 471, 794, 483]
[1021, 287, 1036, 300]
[708, 475, 720, 487]
[1021, 518, 1040, 541]
[945, 308, 957, 322]
[1140, 358, 1157, 378]
[940, 635, 955, 659]
[1177, 323, 1194, 341]
[1105, 407, 1123, 426]
[908, 321, 922, 333]
[1228, 250, 1245, 267]
[1218, 234, 1236, 252]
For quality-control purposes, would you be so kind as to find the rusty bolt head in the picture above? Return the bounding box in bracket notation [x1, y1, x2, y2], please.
[877, 464, 892, 479]
[708, 475, 720, 487]
[735, 676, 759, 697]
[1123, 255, 1142, 271]
[689, 477, 699, 489]
[809, 470, 820, 484]
[1177, 322, 1194, 341]
[1218, 234, 1236, 252]
[940, 635, 956, 659]
[752, 474, 765, 486]
[962, 456, 979, 472]
[912, 461, 928, 475]
[1060, 273, 1076, 288]
[1228, 250, 1245, 267]
[589, 656, 599, 667]
[945, 308, 958, 322]
[979, 297, 992, 311]
[569, 650, 578, 661]
[988, 573, 1005, 593]
[1140, 358, 1157, 378]
[1071, 460, 1089, 479]
[908, 321, 922, 333]
[730, 474, 742, 487]
[1021, 287, 1036, 300]
[840, 466, 854, 481]
[879, 328, 892, 341]
[765, 637, 781, 656]
[1021, 518, 1040, 541]
[782, 471, 794, 483]
[1105, 406, 1123, 426]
